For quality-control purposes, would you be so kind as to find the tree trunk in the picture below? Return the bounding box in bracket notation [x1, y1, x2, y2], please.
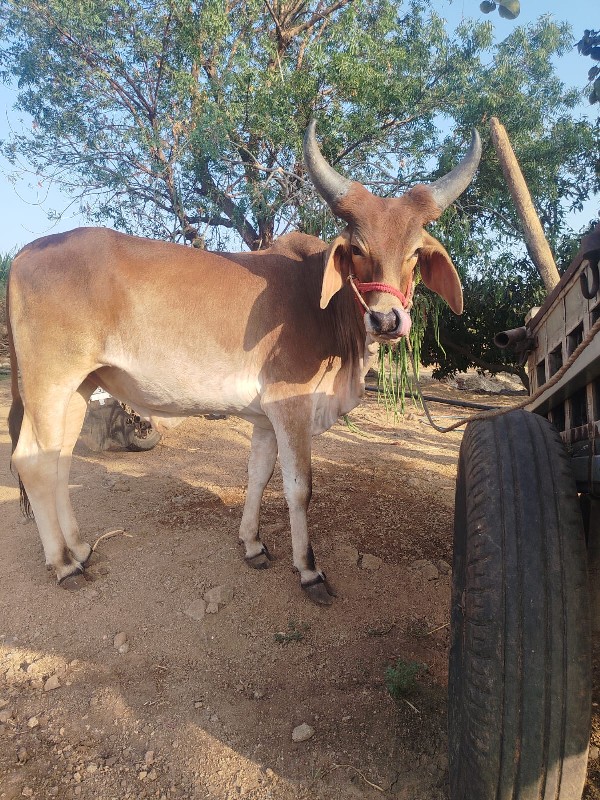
[489, 117, 561, 294]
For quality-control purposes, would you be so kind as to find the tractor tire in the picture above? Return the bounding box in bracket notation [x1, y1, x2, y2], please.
[449, 410, 591, 800]
[126, 426, 161, 452]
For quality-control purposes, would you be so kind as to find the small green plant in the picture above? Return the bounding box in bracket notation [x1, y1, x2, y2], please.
[385, 659, 427, 701]
[273, 619, 309, 644]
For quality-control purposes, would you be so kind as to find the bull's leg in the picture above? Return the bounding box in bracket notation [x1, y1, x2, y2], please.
[239, 424, 278, 569]
[55, 380, 96, 567]
[270, 403, 333, 606]
[12, 390, 85, 588]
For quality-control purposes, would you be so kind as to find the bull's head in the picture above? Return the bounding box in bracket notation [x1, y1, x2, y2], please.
[304, 121, 481, 342]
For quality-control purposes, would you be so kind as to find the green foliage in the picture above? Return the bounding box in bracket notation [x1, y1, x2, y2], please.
[0, 252, 13, 289]
[480, 0, 520, 21]
[385, 659, 427, 701]
[577, 30, 600, 105]
[273, 620, 309, 644]
[0, 1, 597, 379]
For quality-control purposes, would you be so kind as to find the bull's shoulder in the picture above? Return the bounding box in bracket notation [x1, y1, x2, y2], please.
[268, 232, 327, 261]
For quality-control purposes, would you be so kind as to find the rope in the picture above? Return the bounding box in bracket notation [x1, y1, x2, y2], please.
[409, 316, 600, 434]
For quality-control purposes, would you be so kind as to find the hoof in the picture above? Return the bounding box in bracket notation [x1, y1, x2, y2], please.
[302, 574, 334, 606]
[245, 545, 272, 570]
[58, 571, 87, 592]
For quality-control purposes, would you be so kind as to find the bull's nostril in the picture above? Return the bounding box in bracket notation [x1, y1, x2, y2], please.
[369, 311, 382, 332]
[392, 309, 401, 331]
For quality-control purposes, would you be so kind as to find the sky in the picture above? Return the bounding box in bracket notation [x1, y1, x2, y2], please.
[0, 0, 597, 254]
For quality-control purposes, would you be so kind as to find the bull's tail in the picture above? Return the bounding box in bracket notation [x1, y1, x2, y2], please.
[6, 276, 32, 518]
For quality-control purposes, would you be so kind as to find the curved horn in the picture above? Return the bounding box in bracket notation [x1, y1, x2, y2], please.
[428, 129, 482, 212]
[303, 120, 353, 211]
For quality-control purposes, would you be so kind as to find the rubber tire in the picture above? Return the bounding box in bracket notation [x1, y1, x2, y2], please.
[449, 410, 591, 800]
[126, 427, 161, 452]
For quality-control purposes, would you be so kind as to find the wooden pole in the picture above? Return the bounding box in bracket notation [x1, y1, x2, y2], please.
[489, 116, 561, 293]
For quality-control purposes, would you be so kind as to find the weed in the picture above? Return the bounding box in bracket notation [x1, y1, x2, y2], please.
[384, 659, 426, 701]
[273, 619, 309, 644]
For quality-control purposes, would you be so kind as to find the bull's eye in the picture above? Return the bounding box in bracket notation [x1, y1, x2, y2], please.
[351, 245, 363, 257]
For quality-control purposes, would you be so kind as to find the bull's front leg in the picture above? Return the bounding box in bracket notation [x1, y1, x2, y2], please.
[239, 424, 278, 568]
[268, 397, 333, 605]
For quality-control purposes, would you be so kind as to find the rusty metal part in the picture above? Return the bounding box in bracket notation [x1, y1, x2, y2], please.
[579, 249, 600, 300]
[119, 404, 154, 440]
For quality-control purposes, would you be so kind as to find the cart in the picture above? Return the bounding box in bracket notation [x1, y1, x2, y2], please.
[448, 225, 600, 799]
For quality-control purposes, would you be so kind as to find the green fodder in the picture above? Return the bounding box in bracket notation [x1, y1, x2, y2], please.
[377, 292, 441, 418]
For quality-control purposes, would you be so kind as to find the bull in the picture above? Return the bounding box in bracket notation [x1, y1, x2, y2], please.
[7, 122, 481, 604]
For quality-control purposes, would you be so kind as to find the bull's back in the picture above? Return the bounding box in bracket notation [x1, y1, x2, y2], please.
[8, 228, 343, 417]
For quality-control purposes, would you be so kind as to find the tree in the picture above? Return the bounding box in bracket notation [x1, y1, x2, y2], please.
[577, 29, 600, 105]
[0, 0, 597, 380]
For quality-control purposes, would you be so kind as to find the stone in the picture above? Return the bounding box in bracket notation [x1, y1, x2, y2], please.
[203, 585, 234, 607]
[118, 643, 130, 655]
[411, 559, 439, 580]
[17, 747, 28, 764]
[0, 709, 12, 724]
[437, 559, 452, 576]
[291, 723, 315, 743]
[144, 751, 155, 766]
[113, 632, 128, 649]
[27, 716, 39, 729]
[44, 675, 61, 692]
[21, 788, 34, 798]
[205, 602, 219, 614]
[590, 745, 600, 762]
[184, 599, 207, 622]
[360, 553, 383, 571]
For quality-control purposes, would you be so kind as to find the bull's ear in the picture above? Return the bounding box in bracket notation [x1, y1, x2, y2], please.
[321, 234, 352, 309]
[418, 231, 463, 315]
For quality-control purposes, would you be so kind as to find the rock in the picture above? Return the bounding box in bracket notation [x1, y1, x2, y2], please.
[44, 675, 61, 692]
[437, 559, 451, 576]
[360, 553, 382, 571]
[411, 559, 439, 580]
[138, 770, 148, 781]
[0, 709, 12, 723]
[291, 723, 315, 743]
[21, 788, 34, 798]
[118, 643, 130, 654]
[144, 751, 155, 766]
[17, 747, 28, 764]
[113, 479, 131, 492]
[184, 599, 207, 622]
[334, 545, 359, 566]
[113, 632, 128, 649]
[205, 602, 219, 614]
[203, 585, 234, 607]
[590, 745, 600, 762]
[27, 716, 39, 729]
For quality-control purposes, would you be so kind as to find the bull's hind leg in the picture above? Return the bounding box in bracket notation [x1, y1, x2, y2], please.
[55, 379, 96, 567]
[239, 424, 278, 568]
[12, 386, 86, 587]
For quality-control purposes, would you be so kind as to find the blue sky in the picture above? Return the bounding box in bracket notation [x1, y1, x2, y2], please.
[0, 0, 597, 254]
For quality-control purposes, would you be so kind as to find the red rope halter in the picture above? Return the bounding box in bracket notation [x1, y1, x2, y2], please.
[347, 275, 413, 311]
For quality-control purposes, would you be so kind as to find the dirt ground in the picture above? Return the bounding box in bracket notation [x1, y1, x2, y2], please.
[0, 373, 599, 800]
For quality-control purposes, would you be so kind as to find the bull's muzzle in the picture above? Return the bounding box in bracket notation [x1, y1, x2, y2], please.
[365, 307, 412, 341]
